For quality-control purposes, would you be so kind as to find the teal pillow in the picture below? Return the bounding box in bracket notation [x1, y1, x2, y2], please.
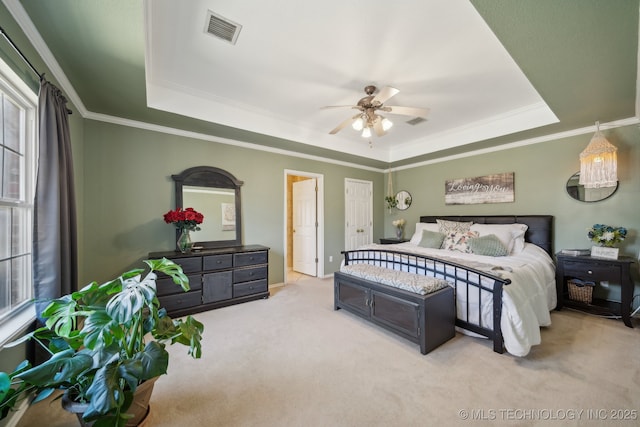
[468, 234, 508, 257]
[418, 230, 445, 249]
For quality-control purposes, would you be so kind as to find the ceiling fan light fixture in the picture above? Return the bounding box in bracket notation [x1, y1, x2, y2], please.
[361, 127, 372, 138]
[381, 117, 393, 131]
[352, 117, 364, 131]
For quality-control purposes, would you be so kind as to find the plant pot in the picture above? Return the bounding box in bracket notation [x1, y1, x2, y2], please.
[62, 377, 158, 427]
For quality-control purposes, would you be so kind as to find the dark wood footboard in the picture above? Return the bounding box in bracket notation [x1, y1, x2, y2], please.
[341, 249, 511, 354]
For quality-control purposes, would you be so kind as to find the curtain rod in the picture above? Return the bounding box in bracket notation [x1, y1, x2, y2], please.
[0, 25, 43, 79]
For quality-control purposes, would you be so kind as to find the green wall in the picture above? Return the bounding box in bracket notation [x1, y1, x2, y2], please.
[385, 124, 640, 300]
[80, 120, 384, 284]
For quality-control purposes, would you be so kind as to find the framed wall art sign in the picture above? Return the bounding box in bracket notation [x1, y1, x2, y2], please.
[445, 172, 514, 205]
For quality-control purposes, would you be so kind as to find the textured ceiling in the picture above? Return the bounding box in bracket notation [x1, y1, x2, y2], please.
[6, 0, 639, 170]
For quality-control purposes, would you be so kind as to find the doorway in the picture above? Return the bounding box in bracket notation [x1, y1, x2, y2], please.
[284, 170, 324, 283]
[344, 178, 373, 250]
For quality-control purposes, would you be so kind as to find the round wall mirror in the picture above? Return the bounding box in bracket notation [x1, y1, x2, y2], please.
[566, 171, 618, 202]
[395, 190, 412, 210]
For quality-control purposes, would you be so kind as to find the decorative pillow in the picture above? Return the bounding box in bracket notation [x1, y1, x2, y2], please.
[437, 219, 473, 236]
[441, 230, 479, 253]
[417, 230, 446, 249]
[468, 234, 509, 257]
[409, 222, 440, 245]
[470, 223, 528, 254]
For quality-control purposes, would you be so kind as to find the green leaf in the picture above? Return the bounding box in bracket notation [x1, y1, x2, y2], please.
[106, 274, 157, 324]
[17, 349, 76, 386]
[84, 360, 123, 419]
[42, 296, 81, 338]
[54, 353, 93, 383]
[145, 258, 190, 292]
[134, 342, 168, 380]
[0, 387, 22, 419]
[31, 387, 56, 404]
[81, 310, 118, 350]
[118, 359, 144, 392]
[0, 372, 10, 401]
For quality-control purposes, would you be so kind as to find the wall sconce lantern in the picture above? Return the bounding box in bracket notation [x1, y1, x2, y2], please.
[579, 121, 618, 189]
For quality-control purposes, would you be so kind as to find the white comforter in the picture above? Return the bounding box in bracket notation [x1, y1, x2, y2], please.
[352, 242, 557, 357]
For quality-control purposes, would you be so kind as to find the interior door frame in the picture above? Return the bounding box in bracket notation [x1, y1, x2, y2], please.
[284, 170, 325, 282]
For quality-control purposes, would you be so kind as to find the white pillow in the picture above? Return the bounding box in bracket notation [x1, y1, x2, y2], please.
[470, 223, 528, 255]
[409, 222, 440, 245]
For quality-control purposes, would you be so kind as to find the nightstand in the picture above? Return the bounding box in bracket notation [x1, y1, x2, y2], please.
[555, 253, 635, 327]
[379, 238, 409, 245]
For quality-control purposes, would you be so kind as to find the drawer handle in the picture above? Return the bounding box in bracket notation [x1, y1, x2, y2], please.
[587, 270, 593, 274]
[216, 260, 222, 264]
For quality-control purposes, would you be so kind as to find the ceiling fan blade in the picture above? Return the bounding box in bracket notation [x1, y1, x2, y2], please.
[329, 114, 361, 135]
[372, 86, 399, 105]
[382, 106, 430, 118]
[372, 118, 386, 137]
[321, 105, 359, 110]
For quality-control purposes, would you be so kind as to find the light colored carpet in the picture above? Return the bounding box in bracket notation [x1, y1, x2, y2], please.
[15, 275, 640, 427]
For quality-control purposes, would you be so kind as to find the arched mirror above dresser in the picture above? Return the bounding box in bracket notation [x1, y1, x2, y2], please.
[172, 166, 243, 248]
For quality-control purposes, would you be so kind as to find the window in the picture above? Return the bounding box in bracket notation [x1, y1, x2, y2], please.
[0, 58, 37, 342]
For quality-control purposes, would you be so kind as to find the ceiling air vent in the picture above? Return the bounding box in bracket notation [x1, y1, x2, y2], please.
[406, 117, 428, 126]
[204, 10, 242, 45]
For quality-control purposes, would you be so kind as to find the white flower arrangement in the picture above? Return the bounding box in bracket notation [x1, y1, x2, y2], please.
[392, 218, 406, 230]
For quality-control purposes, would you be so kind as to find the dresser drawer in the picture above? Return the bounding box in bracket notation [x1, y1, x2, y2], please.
[203, 254, 233, 271]
[159, 291, 201, 313]
[563, 261, 620, 282]
[203, 271, 233, 303]
[171, 256, 202, 274]
[156, 274, 201, 297]
[234, 251, 268, 267]
[234, 266, 267, 283]
[233, 279, 268, 298]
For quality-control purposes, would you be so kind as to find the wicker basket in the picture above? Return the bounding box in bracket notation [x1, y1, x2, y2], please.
[567, 280, 594, 304]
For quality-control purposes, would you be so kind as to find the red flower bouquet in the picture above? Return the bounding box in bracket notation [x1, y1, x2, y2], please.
[163, 207, 204, 231]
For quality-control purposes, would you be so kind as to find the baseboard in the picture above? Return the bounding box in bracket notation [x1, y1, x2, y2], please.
[4, 398, 30, 427]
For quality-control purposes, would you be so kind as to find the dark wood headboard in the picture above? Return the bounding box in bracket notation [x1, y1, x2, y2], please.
[419, 215, 554, 256]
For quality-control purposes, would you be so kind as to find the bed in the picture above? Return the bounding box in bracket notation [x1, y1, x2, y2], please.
[336, 215, 556, 356]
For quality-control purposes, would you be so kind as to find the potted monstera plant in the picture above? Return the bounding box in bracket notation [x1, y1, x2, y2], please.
[0, 258, 204, 427]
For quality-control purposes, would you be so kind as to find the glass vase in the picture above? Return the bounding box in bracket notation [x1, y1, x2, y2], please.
[177, 229, 193, 253]
[395, 227, 403, 240]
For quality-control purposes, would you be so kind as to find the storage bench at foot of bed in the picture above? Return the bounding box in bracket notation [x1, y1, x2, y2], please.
[334, 271, 455, 354]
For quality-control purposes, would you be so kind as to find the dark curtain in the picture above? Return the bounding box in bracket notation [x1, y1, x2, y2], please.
[33, 78, 77, 320]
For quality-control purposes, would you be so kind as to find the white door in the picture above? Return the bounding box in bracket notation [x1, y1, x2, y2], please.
[345, 179, 373, 250]
[293, 178, 317, 276]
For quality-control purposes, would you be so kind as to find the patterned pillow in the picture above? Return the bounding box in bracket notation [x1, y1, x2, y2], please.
[441, 230, 479, 253]
[468, 234, 508, 257]
[418, 230, 446, 249]
[437, 219, 473, 235]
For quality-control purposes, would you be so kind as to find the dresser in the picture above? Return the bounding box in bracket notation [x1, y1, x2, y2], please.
[148, 245, 269, 317]
[555, 253, 635, 327]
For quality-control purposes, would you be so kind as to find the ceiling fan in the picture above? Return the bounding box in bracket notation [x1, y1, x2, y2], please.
[323, 85, 430, 138]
